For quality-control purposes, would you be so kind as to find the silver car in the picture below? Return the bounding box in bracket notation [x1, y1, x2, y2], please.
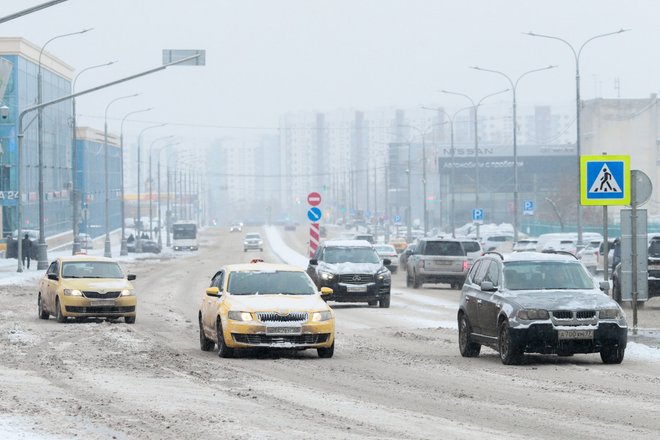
[458, 252, 627, 365]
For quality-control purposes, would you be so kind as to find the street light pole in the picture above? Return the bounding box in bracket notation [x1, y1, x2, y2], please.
[37, 28, 92, 269]
[441, 89, 509, 240]
[71, 60, 116, 255]
[119, 107, 153, 255]
[136, 125, 167, 253]
[526, 29, 629, 245]
[149, 136, 175, 240]
[103, 94, 138, 257]
[470, 65, 556, 242]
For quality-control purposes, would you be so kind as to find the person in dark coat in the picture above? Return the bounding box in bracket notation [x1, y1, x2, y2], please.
[22, 234, 32, 269]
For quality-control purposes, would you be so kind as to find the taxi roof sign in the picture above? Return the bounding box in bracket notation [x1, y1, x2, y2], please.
[580, 155, 630, 206]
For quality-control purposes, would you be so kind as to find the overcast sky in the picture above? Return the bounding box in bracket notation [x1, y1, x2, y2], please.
[0, 0, 657, 144]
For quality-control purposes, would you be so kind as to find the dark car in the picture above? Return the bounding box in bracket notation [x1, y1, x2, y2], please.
[127, 239, 162, 254]
[458, 252, 627, 365]
[306, 239, 391, 308]
[611, 235, 660, 305]
[284, 222, 296, 231]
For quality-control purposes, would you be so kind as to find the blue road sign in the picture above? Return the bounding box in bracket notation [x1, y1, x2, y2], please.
[307, 207, 322, 222]
[394, 214, 401, 223]
[472, 208, 484, 222]
[580, 155, 630, 206]
[523, 200, 534, 215]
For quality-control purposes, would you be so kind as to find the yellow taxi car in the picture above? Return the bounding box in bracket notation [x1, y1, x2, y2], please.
[389, 236, 407, 254]
[38, 255, 137, 323]
[198, 262, 335, 358]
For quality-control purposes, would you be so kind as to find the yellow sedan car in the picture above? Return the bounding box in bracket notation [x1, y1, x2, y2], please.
[199, 262, 335, 358]
[38, 255, 137, 323]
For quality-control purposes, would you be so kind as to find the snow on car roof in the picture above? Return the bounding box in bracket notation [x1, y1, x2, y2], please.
[323, 239, 373, 247]
[502, 251, 578, 263]
[225, 262, 304, 272]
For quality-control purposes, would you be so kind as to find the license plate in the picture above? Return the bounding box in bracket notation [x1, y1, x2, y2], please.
[90, 300, 115, 307]
[347, 285, 367, 292]
[558, 329, 594, 340]
[435, 260, 452, 265]
[266, 326, 302, 336]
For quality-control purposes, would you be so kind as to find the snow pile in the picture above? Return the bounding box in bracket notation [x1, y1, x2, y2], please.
[264, 225, 308, 269]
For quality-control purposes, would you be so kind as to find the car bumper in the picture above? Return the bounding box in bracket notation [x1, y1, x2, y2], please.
[225, 320, 335, 349]
[174, 245, 197, 251]
[416, 271, 467, 284]
[320, 281, 390, 302]
[61, 296, 137, 317]
[510, 323, 627, 355]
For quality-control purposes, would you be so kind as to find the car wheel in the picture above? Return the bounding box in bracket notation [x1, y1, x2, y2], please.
[498, 321, 522, 365]
[412, 272, 421, 289]
[378, 294, 390, 308]
[199, 317, 214, 351]
[38, 294, 49, 320]
[317, 341, 334, 358]
[406, 272, 412, 288]
[612, 277, 622, 303]
[55, 298, 67, 323]
[458, 314, 481, 357]
[600, 344, 625, 364]
[124, 316, 136, 324]
[367, 300, 378, 307]
[216, 319, 234, 358]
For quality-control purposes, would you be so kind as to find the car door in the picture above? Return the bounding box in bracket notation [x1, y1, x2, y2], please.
[463, 260, 487, 334]
[477, 260, 503, 338]
[203, 270, 225, 336]
[44, 261, 60, 313]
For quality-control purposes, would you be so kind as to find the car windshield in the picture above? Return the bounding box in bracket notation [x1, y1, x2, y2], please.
[503, 261, 594, 290]
[228, 270, 316, 295]
[375, 245, 395, 253]
[324, 246, 381, 264]
[245, 234, 261, 239]
[61, 262, 124, 279]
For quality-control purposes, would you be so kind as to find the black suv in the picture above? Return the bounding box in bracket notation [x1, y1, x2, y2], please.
[307, 240, 391, 308]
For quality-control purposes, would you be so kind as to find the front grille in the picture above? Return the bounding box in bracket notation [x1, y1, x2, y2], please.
[257, 312, 308, 323]
[552, 310, 573, 320]
[66, 306, 135, 314]
[232, 333, 329, 345]
[339, 274, 374, 284]
[82, 291, 121, 299]
[576, 310, 596, 320]
[649, 270, 660, 278]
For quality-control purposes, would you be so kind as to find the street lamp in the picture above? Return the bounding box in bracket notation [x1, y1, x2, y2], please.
[71, 60, 117, 255]
[441, 89, 509, 240]
[469, 65, 556, 242]
[526, 29, 630, 245]
[119, 107, 152, 255]
[149, 136, 175, 240]
[156, 142, 180, 248]
[103, 93, 139, 257]
[136, 124, 167, 252]
[36, 28, 92, 269]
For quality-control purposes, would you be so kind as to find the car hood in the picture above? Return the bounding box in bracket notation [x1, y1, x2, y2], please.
[319, 261, 384, 274]
[227, 294, 329, 312]
[60, 278, 133, 291]
[506, 289, 616, 309]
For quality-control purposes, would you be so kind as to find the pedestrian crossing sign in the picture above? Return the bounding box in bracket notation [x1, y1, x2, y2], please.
[580, 155, 630, 206]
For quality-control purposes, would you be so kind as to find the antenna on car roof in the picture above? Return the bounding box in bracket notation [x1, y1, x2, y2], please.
[484, 251, 504, 260]
[540, 249, 578, 259]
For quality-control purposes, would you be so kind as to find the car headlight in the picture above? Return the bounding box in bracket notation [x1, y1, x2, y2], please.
[120, 289, 134, 296]
[312, 311, 333, 322]
[320, 271, 335, 281]
[599, 308, 621, 319]
[376, 268, 391, 281]
[228, 311, 253, 321]
[63, 289, 82, 296]
[517, 309, 549, 320]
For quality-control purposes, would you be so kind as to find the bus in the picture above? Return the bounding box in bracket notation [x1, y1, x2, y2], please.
[172, 221, 198, 251]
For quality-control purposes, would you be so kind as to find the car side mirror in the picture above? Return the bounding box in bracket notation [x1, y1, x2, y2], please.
[599, 281, 610, 293]
[47, 273, 58, 281]
[206, 287, 221, 297]
[309, 259, 318, 265]
[480, 281, 497, 292]
[320, 287, 333, 296]
[127, 274, 137, 281]
[382, 258, 391, 266]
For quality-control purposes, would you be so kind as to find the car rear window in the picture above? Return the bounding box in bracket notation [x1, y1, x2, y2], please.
[424, 241, 464, 256]
[461, 242, 481, 253]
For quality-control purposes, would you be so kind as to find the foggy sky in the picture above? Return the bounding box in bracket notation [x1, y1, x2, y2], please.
[0, 0, 656, 144]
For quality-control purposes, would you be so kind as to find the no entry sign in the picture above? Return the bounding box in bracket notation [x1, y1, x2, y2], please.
[307, 192, 322, 206]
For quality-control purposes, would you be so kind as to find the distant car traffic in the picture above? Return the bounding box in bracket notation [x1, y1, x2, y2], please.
[374, 243, 399, 273]
[244, 232, 263, 252]
[512, 238, 538, 252]
[458, 252, 627, 365]
[38, 255, 137, 324]
[78, 233, 93, 250]
[198, 262, 335, 358]
[388, 236, 407, 254]
[126, 239, 162, 254]
[230, 223, 243, 233]
[284, 222, 296, 231]
[406, 238, 469, 289]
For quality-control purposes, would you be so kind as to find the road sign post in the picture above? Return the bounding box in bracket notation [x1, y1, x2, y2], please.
[307, 192, 322, 257]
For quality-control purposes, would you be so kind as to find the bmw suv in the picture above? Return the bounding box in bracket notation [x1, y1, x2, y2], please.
[306, 240, 391, 308]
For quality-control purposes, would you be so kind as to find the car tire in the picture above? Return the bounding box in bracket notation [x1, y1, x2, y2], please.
[612, 276, 622, 303]
[199, 317, 214, 351]
[124, 316, 136, 324]
[38, 294, 49, 320]
[412, 272, 421, 289]
[600, 344, 625, 364]
[317, 341, 334, 358]
[216, 319, 234, 358]
[406, 272, 413, 288]
[367, 300, 378, 307]
[379, 294, 391, 308]
[498, 321, 522, 365]
[55, 298, 67, 323]
[458, 314, 481, 357]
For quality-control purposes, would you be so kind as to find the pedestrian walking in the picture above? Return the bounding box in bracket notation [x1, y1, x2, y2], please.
[22, 233, 32, 269]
